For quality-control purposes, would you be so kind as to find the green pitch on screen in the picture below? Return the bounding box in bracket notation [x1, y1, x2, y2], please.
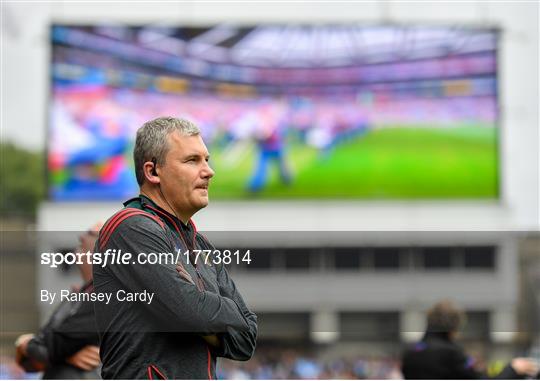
[209, 126, 498, 199]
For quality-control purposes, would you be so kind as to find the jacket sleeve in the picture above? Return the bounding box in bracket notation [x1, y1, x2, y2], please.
[211, 262, 258, 361]
[26, 293, 100, 366]
[25, 334, 50, 365]
[97, 215, 249, 333]
[46, 299, 100, 363]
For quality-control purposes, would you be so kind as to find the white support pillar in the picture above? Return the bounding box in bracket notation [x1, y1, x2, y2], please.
[490, 235, 519, 343]
[400, 309, 426, 343]
[491, 308, 517, 343]
[310, 310, 339, 344]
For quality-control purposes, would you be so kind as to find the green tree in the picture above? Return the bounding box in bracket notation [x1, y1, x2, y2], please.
[0, 142, 45, 220]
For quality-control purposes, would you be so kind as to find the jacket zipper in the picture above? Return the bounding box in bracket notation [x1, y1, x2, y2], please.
[195, 269, 213, 380]
[144, 203, 212, 380]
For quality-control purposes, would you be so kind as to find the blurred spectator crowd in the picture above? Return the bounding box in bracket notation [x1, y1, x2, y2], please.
[218, 348, 402, 380]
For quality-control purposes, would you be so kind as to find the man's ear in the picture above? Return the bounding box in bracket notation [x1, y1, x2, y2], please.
[143, 161, 160, 184]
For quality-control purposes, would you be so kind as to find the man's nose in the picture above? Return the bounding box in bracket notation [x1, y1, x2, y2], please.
[202, 161, 215, 179]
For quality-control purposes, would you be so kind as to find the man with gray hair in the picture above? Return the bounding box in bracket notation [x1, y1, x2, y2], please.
[93, 117, 258, 379]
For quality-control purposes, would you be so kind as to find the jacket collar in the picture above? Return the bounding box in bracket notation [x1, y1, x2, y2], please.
[422, 331, 452, 343]
[123, 195, 197, 238]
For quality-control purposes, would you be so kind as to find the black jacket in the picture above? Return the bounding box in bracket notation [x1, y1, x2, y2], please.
[93, 196, 257, 379]
[26, 281, 100, 379]
[402, 332, 522, 379]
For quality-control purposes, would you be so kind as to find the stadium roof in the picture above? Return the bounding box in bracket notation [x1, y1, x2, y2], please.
[134, 24, 498, 68]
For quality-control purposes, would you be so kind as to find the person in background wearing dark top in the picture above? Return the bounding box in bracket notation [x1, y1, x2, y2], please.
[15, 223, 102, 379]
[93, 117, 257, 379]
[402, 300, 539, 379]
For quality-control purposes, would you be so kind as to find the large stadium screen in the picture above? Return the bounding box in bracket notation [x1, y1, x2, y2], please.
[49, 24, 499, 200]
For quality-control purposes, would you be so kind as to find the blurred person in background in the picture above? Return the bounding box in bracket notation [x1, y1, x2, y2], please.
[14, 223, 102, 379]
[401, 300, 539, 379]
[247, 102, 293, 193]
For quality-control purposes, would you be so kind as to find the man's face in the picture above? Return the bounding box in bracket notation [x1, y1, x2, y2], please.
[158, 131, 215, 219]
